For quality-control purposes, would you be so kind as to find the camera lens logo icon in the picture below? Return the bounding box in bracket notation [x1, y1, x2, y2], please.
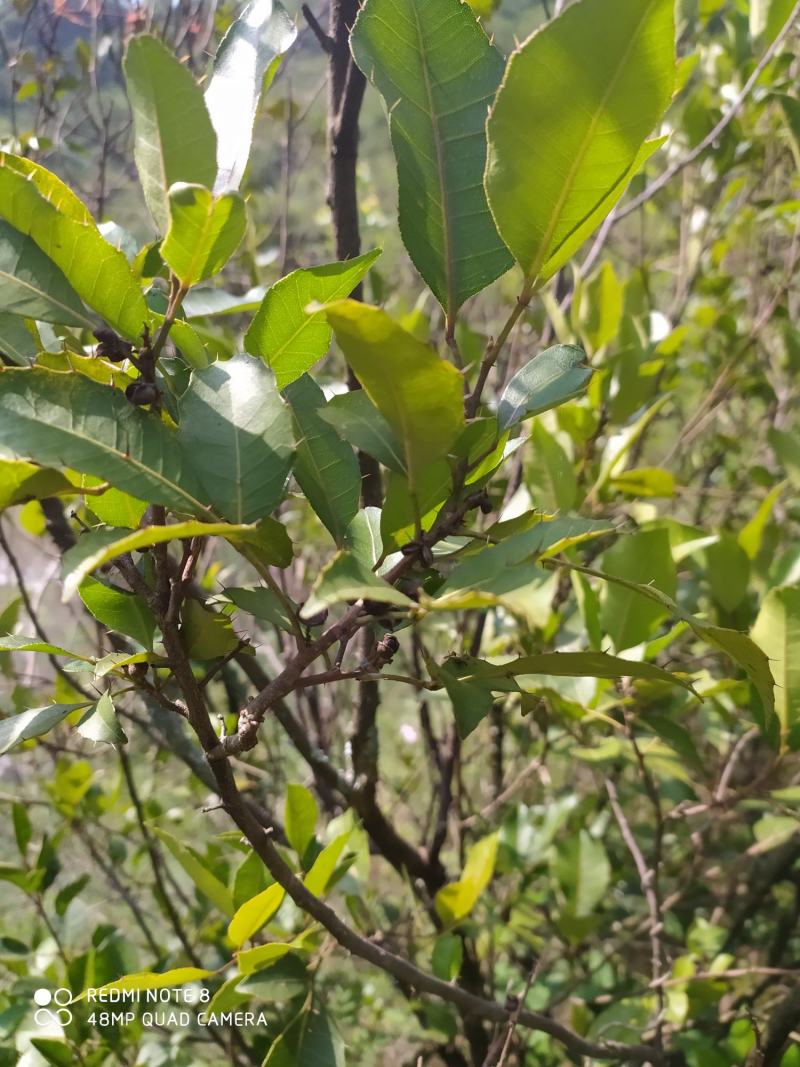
[34, 988, 73, 1026]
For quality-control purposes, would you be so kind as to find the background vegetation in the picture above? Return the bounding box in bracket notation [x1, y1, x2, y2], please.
[0, 0, 799, 1065]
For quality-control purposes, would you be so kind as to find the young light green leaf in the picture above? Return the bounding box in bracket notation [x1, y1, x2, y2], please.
[325, 301, 464, 494]
[497, 345, 593, 430]
[179, 354, 293, 524]
[62, 520, 254, 600]
[161, 184, 247, 286]
[435, 833, 498, 923]
[78, 577, 157, 651]
[124, 35, 217, 232]
[227, 883, 285, 948]
[738, 481, 786, 560]
[0, 221, 95, 329]
[317, 391, 406, 474]
[485, 0, 675, 283]
[301, 551, 415, 620]
[284, 375, 360, 545]
[0, 154, 149, 340]
[205, 0, 297, 193]
[152, 825, 235, 916]
[75, 692, 128, 747]
[752, 587, 800, 744]
[0, 369, 207, 517]
[0, 459, 72, 512]
[351, 0, 511, 322]
[0, 704, 89, 755]
[77, 968, 214, 1001]
[236, 934, 311, 976]
[304, 832, 351, 897]
[285, 783, 318, 859]
[244, 250, 382, 388]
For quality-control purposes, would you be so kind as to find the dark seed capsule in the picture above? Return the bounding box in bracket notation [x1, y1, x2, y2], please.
[125, 381, 160, 407]
[420, 544, 434, 567]
[400, 540, 420, 557]
[94, 327, 133, 363]
[126, 661, 149, 679]
[479, 493, 493, 515]
[302, 607, 328, 628]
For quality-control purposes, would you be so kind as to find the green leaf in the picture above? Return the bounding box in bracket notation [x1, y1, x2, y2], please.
[431, 934, 463, 981]
[435, 832, 498, 923]
[12, 803, 31, 855]
[525, 421, 577, 513]
[179, 599, 240, 661]
[301, 550, 415, 619]
[263, 1003, 346, 1067]
[325, 301, 464, 494]
[78, 576, 157, 650]
[62, 521, 253, 600]
[704, 534, 750, 613]
[343, 507, 383, 567]
[178, 354, 293, 523]
[0, 220, 95, 329]
[86, 482, 148, 530]
[317, 391, 406, 474]
[244, 250, 382, 388]
[437, 663, 495, 740]
[152, 825, 235, 915]
[0, 459, 72, 511]
[426, 516, 612, 612]
[205, 0, 297, 193]
[351, 0, 511, 322]
[0, 369, 207, 516]
[227, 883, 285, 948]
[236, 517, 294, 568]
[285, 784, 319, 859]
[124, 35, 217, 233]
[0, 154, 150, 340]
[78, 967, 214, 1000]
[0, 704, 88, 755]
[284, 375, 361, 545]
[752, 587, 800, 744]
[610, 467, 676, 499]
[485, 0, 675, 283]
[562, 559, 777, 731]
[76, 692, 128, 746]
[225, 586, 296, 632]
[30, 1040, 73, 1067]
[460, 650, 696, 695]
[497, 345, 593, 430]
[600, 528, 676, 651]
[237, 934, 310, 976]
[0, 635, 89, 659]
[161, 184, 247, 286]
[555, 830, 610, 918]
[0, 313, 39, 365]
[304, 832, 351, 897]
[738, 481, 785, 560]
